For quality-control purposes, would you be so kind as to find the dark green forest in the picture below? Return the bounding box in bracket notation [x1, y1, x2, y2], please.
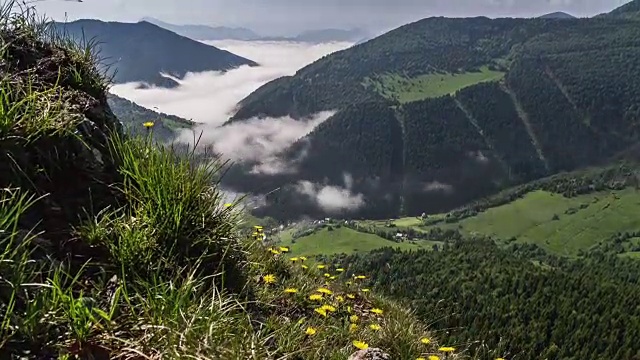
[220, 1, 640, 221]
[333, 240, 640, 359]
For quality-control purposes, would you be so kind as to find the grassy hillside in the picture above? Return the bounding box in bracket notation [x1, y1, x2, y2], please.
[223, 2, 640, 221]
[107, 93, 195, 141]
[364, 66, 505, 103]
[276, 226, 437, 257]
[0, 5, 458, 359]
[54, 19, 257, 87]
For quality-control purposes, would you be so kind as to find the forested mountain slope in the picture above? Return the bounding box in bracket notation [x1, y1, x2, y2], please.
[54, 20, 257, 87]
[224, 1, 640, 221]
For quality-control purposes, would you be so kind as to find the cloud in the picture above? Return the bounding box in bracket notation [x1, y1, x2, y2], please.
[110, 40, 350, 125]
[295, 173, 365, 213]
[423, 181, 454, 194]
[110, 40, 350, 172]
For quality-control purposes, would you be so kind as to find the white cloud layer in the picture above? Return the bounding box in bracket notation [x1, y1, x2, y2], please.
[295, 173, 365, 213]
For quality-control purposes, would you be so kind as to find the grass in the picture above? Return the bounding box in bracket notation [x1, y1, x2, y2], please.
[276, 227, 438, 257]
[364, 66, 505, 103]
[358, 188, 640, 257]
[0, 3, 463, 358]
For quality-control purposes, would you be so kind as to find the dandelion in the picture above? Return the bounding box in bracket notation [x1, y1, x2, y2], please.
[309, 294, 324, 301]
[269, 248, 280, 255]
[369, 324, 381, 331]
[370, 308, 383, 315]
[361, 288, 370, 292]
[438, 347, 455, 353]
[353, 340, 369, 350]
[330, 276, 337, 280]
[347, 294, 356, 299]
[324, 273, 331, 278]
[347, 306, 353, 313]
[263, 274, 276, 284]
[284, 288, 298, 294]
[350, 314, 359, 323]
[420, 337, 431, 344]
[290, 257, 300, 262]
[317, 288, 333, 295]
[354, 275, 366, 280]
[314, 308, 328, 317]
[428, 357, 440, 360]
[305, 326, 317, 336]
[279, 246, 290, 252]
[336, 268, 345, 272]
[317, 264, 326, 269]
[349, 323, 358, 332]
[143, 121, 155, 128]
[224, 203, 232, 208]
[320, 304, 336, 312]
[495, 358, 505, 360]
[301, 264, 309, 270]
[300, 256, 308, 261]
[336, 295, 345, 302]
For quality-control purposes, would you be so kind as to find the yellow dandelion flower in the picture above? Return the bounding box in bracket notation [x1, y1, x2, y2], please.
[369, 324, 381, 331]
[316, 288, 333, 295]
[416, 358, 426, 360]
[336, 268, 345, 272]
[279, 246, 290, 252]
[320, 304, 336, 312]
[269, 248, 280, 255]
[495, 358, 505, 360]
[428, 357, 440, 360]
[284, 288, 298, 294]
[420, 337, 431, 344]
[143, 121, 155, 128]
[317, 264, 326, 269]
[301, 264, 309, 269]
[309, 294, 324, 301]
[314, 308, 328, 317]
[300, 256, 308, 261]
[336, 295, 345, 302]
[352, 340, 369, 350]
[347, 294, 356, 299]
[324, 273, 331, 278]
[290, 257, 299, 262]
[349, 315, 359, 323]
[347, 306, 353, 313]
[361, 288, 370, 292]
[254, 225, 263, 229]
[349, 323, 358, 332]
[354, 275, 366, 280]
[439, 347, 455, 353]
[370, 308, 383, 315]
[263, 274, 276, 284]
[305, 326, 317, 336]
[224, 203, 233, 208]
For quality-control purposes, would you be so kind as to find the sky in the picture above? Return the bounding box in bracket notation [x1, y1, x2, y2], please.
[33, 0, 632, 36]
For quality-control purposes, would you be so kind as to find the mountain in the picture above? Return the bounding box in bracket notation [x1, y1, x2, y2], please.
[259, 28, 370, 43]
[140, 17, 261, 40]
[606, 0, 640, 18]
[538, 11, 576, 19]
[54, 19, 258, 87]
[226, 4, 640, 221]
[107, 93, 195, 141]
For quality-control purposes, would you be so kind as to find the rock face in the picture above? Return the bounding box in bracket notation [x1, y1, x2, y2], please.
[348, 348, 392, 360]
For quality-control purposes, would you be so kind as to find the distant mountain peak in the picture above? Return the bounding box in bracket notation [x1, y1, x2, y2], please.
[538, 11, 576, 19]
[607, 0, 640, 18]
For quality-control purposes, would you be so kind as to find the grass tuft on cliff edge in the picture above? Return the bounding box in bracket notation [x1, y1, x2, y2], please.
[0, 3, 463, 359]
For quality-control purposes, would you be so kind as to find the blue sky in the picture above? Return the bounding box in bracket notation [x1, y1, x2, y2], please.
[34, 0, 632, 36]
